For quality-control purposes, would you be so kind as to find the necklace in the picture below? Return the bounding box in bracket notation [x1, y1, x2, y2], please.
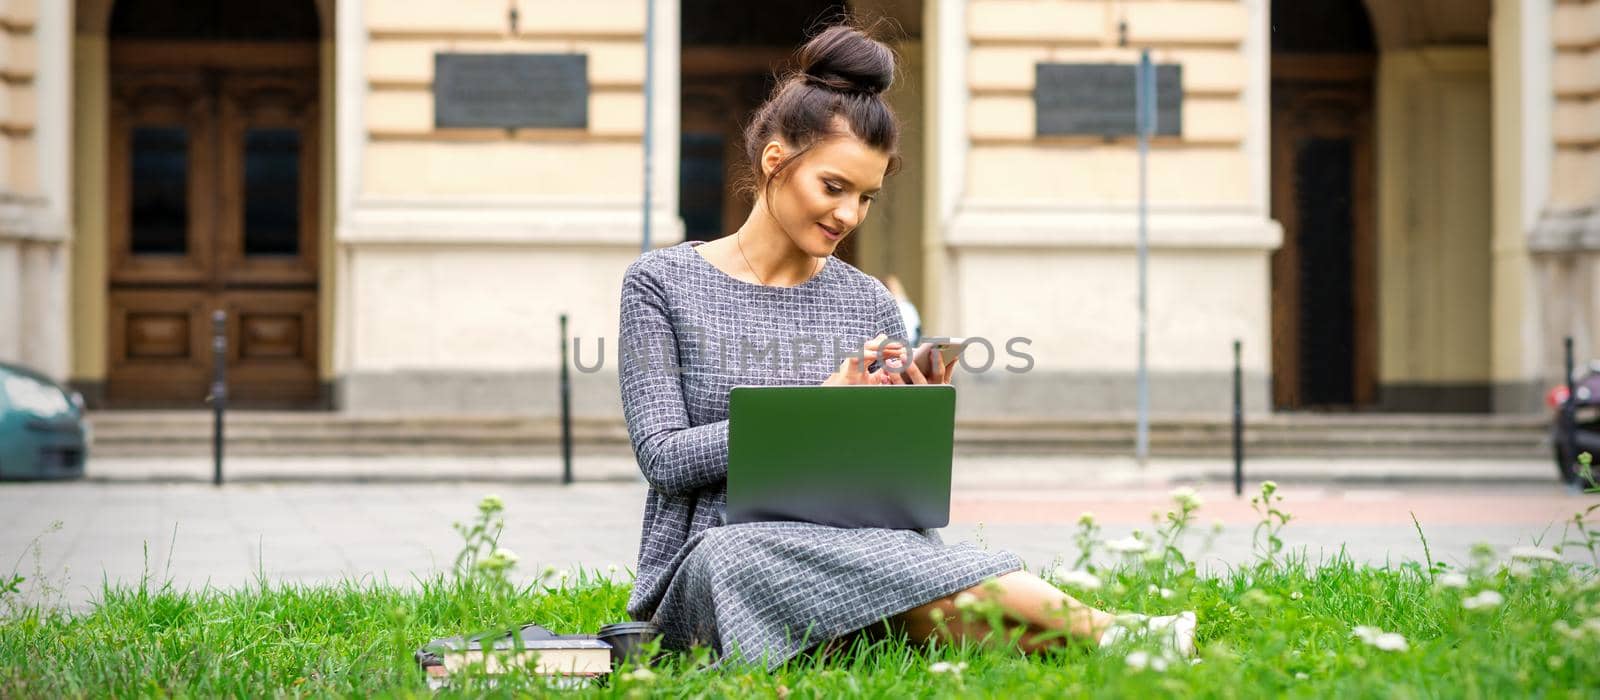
[736, 232, 820, 287]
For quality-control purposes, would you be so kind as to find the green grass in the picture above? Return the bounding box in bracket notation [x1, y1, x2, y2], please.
[3, 485, 1598, 698]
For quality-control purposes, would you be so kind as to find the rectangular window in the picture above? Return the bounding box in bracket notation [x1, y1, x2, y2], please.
[129, 127, 190, 255]
[243, 128, 301, 256]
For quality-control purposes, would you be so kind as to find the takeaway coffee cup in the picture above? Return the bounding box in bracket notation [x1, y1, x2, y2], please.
[597, 622, 666, 668]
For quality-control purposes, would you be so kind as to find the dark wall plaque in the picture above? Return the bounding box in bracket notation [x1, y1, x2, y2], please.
[1035, 63, 1182, 138]
[434, 53, 589, 129]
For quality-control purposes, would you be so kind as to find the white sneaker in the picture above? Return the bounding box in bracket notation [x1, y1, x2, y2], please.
[1099, 611, 1197, 658]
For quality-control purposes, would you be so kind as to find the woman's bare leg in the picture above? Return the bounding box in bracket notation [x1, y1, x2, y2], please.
[889, 571, 1116, 653]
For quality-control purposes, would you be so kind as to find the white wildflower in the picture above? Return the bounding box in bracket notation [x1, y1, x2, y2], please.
[1295, 672, 1310, 680]
[1170, 487, 1204, 509]
[1462, 590, 1504, 610]
[490, 548, 518, 566]
[1436, 573, 1469, 589]
[1372, 633, 1409, 652]
[1505, 562, 1534, 579]
[1125, 650, 1169, 672]
[1054, 568, 1103, 591]
[607, 563, 620, 575]
[1145, 584, 1174, 599]
[953, 592, 979, 610]
[1125, 650, 1149, 670]
[1289, 591, 1303, 601]
[1509, 546, 1561, 563]
[556, 568, 571, 582]
[623, 668, 655, 682]
[1105, 536, 1149, 554]
[929, 661, 968, 675]
[1078, 511, 1097, 527]
[1351, 626, 1382, 644]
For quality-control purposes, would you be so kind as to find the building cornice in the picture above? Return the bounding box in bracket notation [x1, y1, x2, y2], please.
[946, 203, 1282, 251]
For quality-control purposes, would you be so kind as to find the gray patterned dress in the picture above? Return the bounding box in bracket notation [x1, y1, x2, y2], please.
[617, 240, 1022, 669]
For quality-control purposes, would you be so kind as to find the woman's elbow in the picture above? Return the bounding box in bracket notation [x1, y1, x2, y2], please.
[636, 451, 691, 496]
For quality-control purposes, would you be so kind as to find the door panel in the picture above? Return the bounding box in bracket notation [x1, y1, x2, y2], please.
[107, 289, 211, 403]
[109, 72, 216, 286]
[1270, 69, 1376, 410]
[217, 72, 319, 287]
[221, 290, 319, 403]
[1293, 137, 1356, 405]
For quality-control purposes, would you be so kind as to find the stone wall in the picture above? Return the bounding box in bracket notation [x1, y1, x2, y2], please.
[1532, 0, 1600, 390]
[335, 0, 679, 414]
[942, 0, 1277, 417]
[0, 0, 69, 379]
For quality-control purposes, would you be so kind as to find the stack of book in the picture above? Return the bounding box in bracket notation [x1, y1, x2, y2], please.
[416, 623, 613, 689]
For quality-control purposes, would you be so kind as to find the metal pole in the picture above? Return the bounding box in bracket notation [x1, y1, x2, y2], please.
[560, 313, 574, 485]
[1135, 50, 1153, 465]
[640, 0, 655, 254]
[210, 310, 227, 486]
[1565, 335, 1577, 479]
[1233, 339, 1243, 497]
[1566, 336, 1577, 404]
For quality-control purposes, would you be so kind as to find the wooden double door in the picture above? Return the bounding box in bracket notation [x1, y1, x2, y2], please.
[107, 65, 320, 406]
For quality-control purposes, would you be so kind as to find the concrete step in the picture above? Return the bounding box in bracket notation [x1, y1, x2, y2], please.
[85, 411, 1552, 459]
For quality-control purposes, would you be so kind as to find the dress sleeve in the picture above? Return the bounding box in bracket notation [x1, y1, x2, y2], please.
[617, 259, 730, 496]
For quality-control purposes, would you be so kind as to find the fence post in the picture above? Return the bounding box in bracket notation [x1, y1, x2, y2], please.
[1565, 336, 1577, 481]
[210, 310, 227, 487]
[561, 313, 573, 485]
[1233, 339, 1243, 497]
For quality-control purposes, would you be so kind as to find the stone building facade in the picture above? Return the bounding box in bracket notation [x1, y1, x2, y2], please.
[0, 0, 1592, 420]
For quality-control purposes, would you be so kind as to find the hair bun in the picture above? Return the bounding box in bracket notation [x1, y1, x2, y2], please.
[798, 25, 894, 97]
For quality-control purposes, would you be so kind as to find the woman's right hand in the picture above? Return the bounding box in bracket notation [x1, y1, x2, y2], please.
[822, 333, 908, 386]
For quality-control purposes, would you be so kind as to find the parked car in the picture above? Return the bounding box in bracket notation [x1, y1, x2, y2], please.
[1549, 361, 1600, 486]
[0, 362, 88, 480]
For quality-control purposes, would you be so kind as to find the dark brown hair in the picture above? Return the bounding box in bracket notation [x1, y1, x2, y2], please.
[742, 24, 902, 200]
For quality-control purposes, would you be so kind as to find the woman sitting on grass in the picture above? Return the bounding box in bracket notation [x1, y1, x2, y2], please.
[616, 22, 1196, 668]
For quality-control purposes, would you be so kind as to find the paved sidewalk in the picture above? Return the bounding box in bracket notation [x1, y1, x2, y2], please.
[1, 478, 1588, 609]
[78, 453, 1557, 487]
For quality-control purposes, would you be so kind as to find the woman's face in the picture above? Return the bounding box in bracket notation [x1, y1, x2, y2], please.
[761, 133, 890, 258]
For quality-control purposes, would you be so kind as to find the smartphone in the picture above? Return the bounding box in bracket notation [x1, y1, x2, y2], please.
[911, 337, 969, 376]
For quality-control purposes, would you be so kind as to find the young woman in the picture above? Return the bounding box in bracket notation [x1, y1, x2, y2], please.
[617, 24, 1195, 668]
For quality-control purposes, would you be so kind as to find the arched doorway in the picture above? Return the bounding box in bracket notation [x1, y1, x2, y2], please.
[679, 1, 854, 258]
[102, 0, 323, 407]
[678, 0, 925, 280]
[1269, 0, 1379, 410]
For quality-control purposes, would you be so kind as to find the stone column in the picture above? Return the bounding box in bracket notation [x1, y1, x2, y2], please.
[1530, 0, 1600, 399]
[0, 0, 73, 379]
[1490, 0, 1554, 412]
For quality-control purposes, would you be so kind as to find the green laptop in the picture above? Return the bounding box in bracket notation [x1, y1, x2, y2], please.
[725, 384, 956, 529]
